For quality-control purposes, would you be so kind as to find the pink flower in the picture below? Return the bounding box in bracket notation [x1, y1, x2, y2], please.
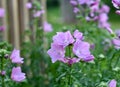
[73, 30, 83, 40]
[105, 27, 113, 34]
[47, 30, 94, 64]
[59, 57, 80, 65]
[73, 7, 80, 13]
[0, 26, 5, 31]
[0, 8, 5, 18]
[11, 67, 26, 82]
[33, 10, 45, 17]
[78, 0, 89, 5]
[90, 1, 99, 13]
[73, 39, 94, 62]
[112, 38, 120, 49]
[10, 49, 24, 64]
[99, 5, 110, 13]
[70, 0, 77, 6]
[0, 71, 6, 76]
[112, 0, 120, 9]
[47, 43, 65, 63]
[53, 31, 75, 48]
[109, 79, 117, 87]
[99, 13, 108, 23]
[43, 22, 53, 32]
[26, 2, 32, 9]
[116, 10, 120, 15]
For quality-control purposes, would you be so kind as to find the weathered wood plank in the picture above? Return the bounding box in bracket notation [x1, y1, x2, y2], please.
[7, 0, 20, 49]
[18, 0, 30, 44]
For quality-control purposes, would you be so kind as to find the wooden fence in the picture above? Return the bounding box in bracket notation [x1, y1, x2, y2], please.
[0, 0, 46, 49]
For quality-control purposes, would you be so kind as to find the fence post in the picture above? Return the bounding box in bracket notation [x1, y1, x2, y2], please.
[7, 0, 20, 49]
[18, 0, 30, 44]
[41, 0, 47, 24]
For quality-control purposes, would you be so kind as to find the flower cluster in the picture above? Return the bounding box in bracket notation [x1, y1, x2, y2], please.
[26, 2, 45, 18]
[26, 2, 53, 32]
[47, 30, 94, 65]
[10, 49, 25, 82]
[112, 0, 120, 15]
[70, 0, 113, 34]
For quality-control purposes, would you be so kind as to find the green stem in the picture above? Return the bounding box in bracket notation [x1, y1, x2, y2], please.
[68, 45, 72, 87]
[1, 57, 5, 87]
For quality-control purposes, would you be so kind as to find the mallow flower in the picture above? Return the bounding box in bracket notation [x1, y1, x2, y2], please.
[73, 39, 94, 61]
[47, 43, 65, 63]
[73, 7, 80, 14]
[116, 10, 120, 15]
[43, 21, 53, 32]
[0, 8, 5, 18]
[73, 30, 83, 40]
[112, 38, 120, 49]
[47, 30, 94, 64]
[33, 10, 45, 17]
[59, 57, 80, 65]
[53, 31, 75, 48]
[0, 26, 5, 31]
[11, 67, 26, 82]
[70, 0, 77, 6]
[10, 49, 24, 64]
[112, 0, 120, 9]
[26, 2, 32, 9]
[99, 5, 110, 13]
[108, 79, 117, 87]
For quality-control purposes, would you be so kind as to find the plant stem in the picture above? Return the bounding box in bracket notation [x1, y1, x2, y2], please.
[1, 57, 5, 87]
[68, 45, 72, 87]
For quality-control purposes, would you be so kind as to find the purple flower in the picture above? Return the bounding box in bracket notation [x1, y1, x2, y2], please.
[82, 55, 94, 62]
[11, 67, 26, 82]
[109, 79, 117, 87]
[53, 31, 75, 48]
[73, 39, 94, 62]
[73, 30, 83, 40]
[10, 49, 24, 64]
[0, 71, 6, 76]
[33, 10, 45, 17]
[78, 0, 89, 5]
[43, 22, 53, 32]
[112, 0, 120, 9]
[99, 13, 108, 23]
[59, 57, 80, 65]
[47, 43, 65, 63]
[48, 30, 94, 63]
[105, 27, 113, 34]
[98, 13, 112, 31]
[0, 26, 5, 31]
[0, 8, 5, 18]
[116, 10, 120, 15]
[90, 1, 99, 13]
[26, 2, 32, 9]
[70, 0, 77, 6]
[112, 38, 120, 49]
[99, 5, 110, 13]
[73, 7, 80, 13]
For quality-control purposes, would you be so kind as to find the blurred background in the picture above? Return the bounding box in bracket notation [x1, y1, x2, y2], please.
[0, 0, 120, 87]
[0, 0, 120, 48]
